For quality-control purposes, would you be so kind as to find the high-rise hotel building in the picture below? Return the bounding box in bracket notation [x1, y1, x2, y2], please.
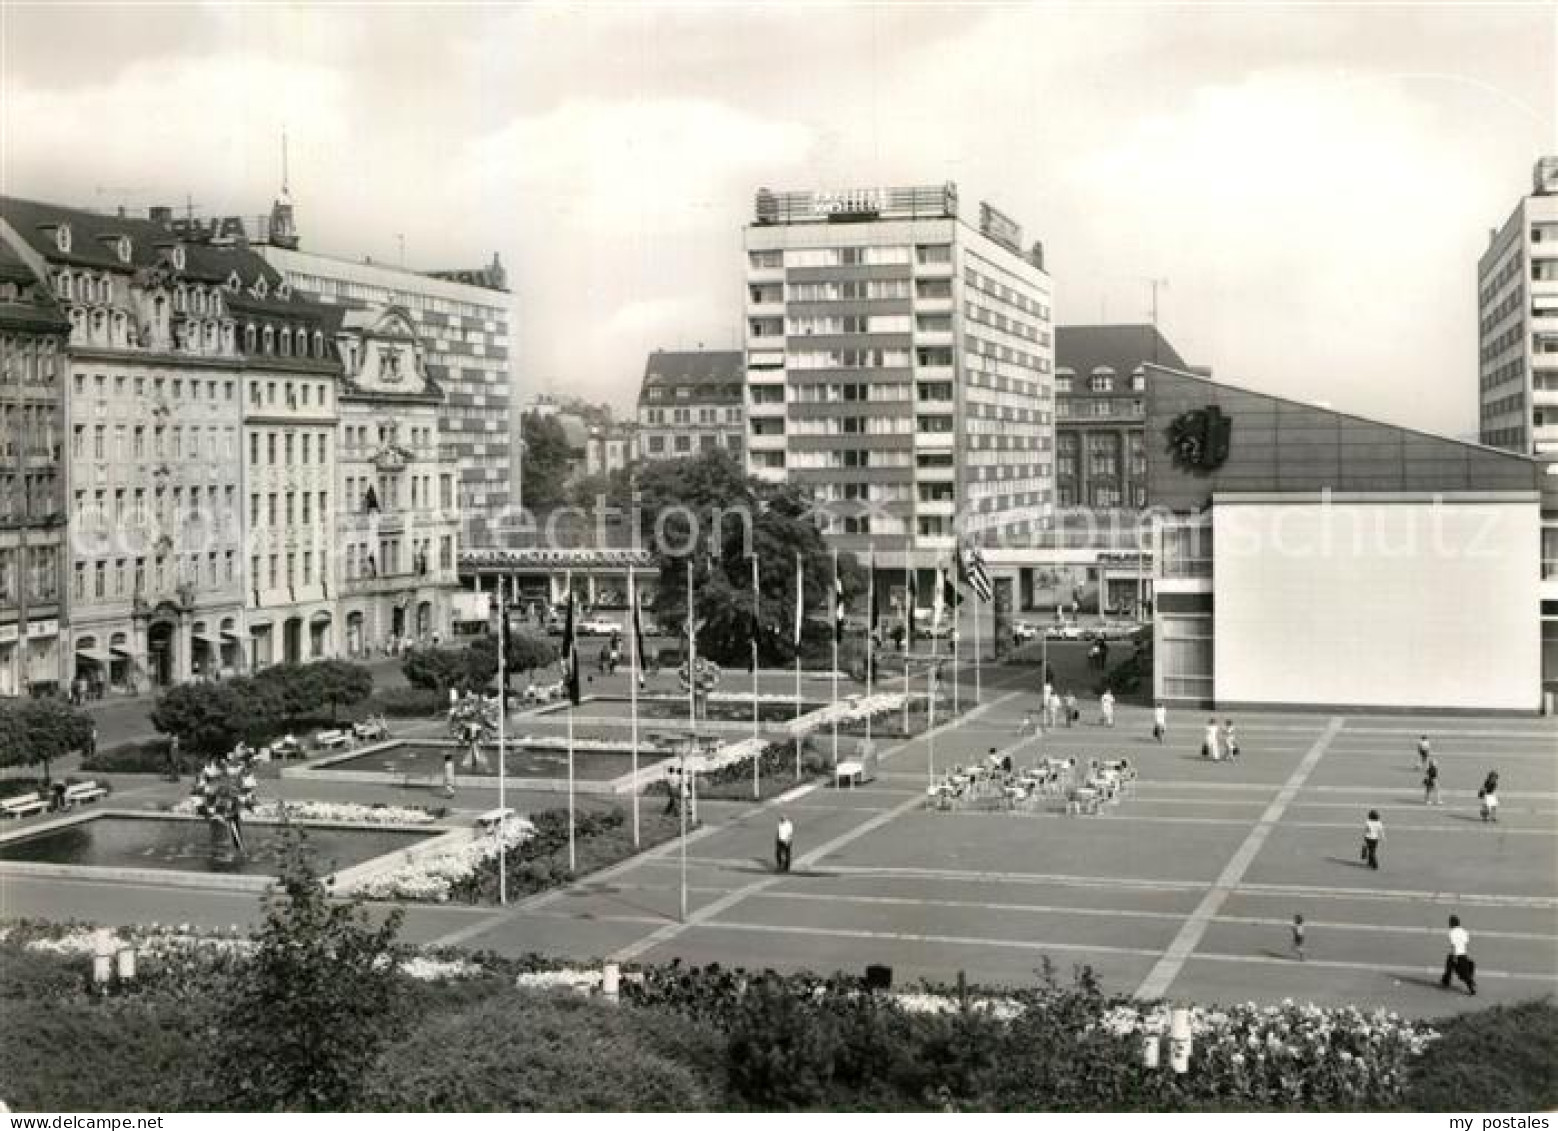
[1479, 157, 1558, 460]
[743, 184, 1053, 568]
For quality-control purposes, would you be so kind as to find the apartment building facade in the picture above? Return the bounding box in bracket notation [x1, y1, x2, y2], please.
[743, 185, 1053, 569]
[0, 240, 68, 696]
[0, 197, 252, 693]
[636, 349, 744, 463]
[1055, 324, 1201, 511]
[335, 306, 459, 656]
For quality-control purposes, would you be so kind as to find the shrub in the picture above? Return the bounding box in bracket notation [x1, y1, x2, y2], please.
[647, 740, 829, 802]
[1401, 1000, 1557, 1112]
[82, 737, 171, 774]
[206, 828, 409, 1111]
[361, 687, 447, 718]
[0, 996, 209, 1112]
[361, 990, 723, 1111]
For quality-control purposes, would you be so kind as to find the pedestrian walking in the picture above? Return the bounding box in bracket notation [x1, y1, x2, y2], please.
[1423, 756, 1442, 805]
[1440, 915, 1477, 995]
[1416, 735, 1432, 770]
[442, 752, 456, 799]
[1362, 809, 1384, 869]
[1063, 691, 1078, 728]
[775, 814, 794, 873]
[1291, 914, 1306, 961]
[1153, 702, 1167, 744]
[1100, 689, 1116, 728]
[1222, 720, 1239, 760]
[1099, 639, 1111, 669]
[663, 765, 682, 816]
[1041, 681, 1055, 729]
[1202, 718, 1221, 761]
[1479, 771, 1500, 822]
[166, 735, 181, 782]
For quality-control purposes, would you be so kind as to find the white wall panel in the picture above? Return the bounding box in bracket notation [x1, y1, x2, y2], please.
[1212, 499, 1540, 710]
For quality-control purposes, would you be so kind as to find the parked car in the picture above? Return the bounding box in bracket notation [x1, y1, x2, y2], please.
[1011, 621, 1039, 643]
[579, 614, 620, 637]
[922, 621, 958, 640]
[1045, 622, 1086, 641]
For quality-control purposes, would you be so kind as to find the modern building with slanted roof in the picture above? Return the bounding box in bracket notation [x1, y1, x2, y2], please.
[1146, 364, 1546, 712]
[636, 349, 744, 463]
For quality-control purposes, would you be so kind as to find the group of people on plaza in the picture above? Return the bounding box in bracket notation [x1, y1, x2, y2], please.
[1019, 684, 1117, 736]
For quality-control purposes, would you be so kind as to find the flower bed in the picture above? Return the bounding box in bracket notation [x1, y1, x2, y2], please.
[337, 817, 534, 903]
[167, 798, 441, 825]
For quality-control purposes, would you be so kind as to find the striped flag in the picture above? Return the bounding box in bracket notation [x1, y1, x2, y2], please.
[630, 578, 648, 689]
[958, 541, 993, 604]
[561, 585, 581, 705]
[793, 552, 804, 647]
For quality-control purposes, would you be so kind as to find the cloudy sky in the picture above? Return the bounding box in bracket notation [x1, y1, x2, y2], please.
[3, 3, 1554, 435]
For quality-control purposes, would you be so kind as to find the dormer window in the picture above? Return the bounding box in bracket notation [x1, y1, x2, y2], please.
[262, 325, 274, 354]
[55, 224, 72, 254]
[56, 272, 72, 301]
[277, 281, 291, 301]
[174, 285, 186, 313]
[244, 324, 256, 353]
[171, 245, 186, 271]
[312, 330, 324, 358]
[254, 277, 268, 299]
[226, 271, 241, 294]
[115, 235, 132, 264]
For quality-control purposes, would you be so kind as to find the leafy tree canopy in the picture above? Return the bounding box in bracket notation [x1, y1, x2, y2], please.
[520, 412, 575, 512]
[0, 698, 94, 782]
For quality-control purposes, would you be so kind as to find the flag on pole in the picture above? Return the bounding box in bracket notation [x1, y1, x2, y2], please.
[906, 568, 918, 649]
[942, 569, 965, 611]
[932, 561, 946, 634]
[748, 555, 761, 674]
[867, 548, 880, 639]
[793, 552, 804, 647]
[833, 568, 846, 645]
[561, 585, 581, 705]
[630, 581, 648, 688]
[958, 541, 994, 603]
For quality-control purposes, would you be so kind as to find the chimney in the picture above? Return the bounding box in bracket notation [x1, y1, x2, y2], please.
[149, 206, 173, 226]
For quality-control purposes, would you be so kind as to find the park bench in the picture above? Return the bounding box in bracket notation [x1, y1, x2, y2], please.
[61, 780, 109, 808]
[352, 718, 389, 742]
[271, 736, 304, 761]
[0, 792, 47, 819]
[314, 729, 351, 752]
[476, 807, 515, 831]
[835, 760, 865, 788]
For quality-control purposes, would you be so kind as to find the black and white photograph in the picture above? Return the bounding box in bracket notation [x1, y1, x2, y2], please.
[0, 0, 1554, 1117]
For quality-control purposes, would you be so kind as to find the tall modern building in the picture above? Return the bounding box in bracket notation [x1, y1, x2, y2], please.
[743, 184, 1053, 570]
[257, 246, 512, 536]
[1478, 156, 1558, 457]
[1054, 324, 1203, 512]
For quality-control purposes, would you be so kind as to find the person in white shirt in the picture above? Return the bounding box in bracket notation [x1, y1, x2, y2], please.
[1100, 689, 1116, 728]
[1440, 915, 1476, 995]
[1362, 809, 1384, 870]
[775, 814, 794, 873]
[1203, 718, 1222, 761]
[1153, 702, 1167, 744]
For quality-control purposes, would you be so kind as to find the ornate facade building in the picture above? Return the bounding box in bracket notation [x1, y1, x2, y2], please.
[0, 198, 252, 693]
[233, 280, 342, 668]
[334, 306, 459, 657]
[0, 240, 68, 696]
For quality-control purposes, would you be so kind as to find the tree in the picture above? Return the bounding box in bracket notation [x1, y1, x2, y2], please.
[520, 412, 574, 511]
[308, 660, 374, 720]
[149, 680, 279, 758]
[251, 663, 328, 725]
[209, 829, 408, 1111]
[0, 697, 93, 784]
[506, 627, 559, 679]
[636, 451, 864, 668]
[403, 642, 496, 696]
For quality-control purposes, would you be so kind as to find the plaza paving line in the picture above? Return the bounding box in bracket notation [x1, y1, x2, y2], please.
[607, 692, 1023, 962]
[555, 881, 1557, 943]
[1132, 717, 1345, 1001]
[916, 811, 1557, 835]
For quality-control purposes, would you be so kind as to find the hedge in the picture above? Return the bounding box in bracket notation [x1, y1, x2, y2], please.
[82, 737, 171, 774]
[360, 990, 724, 1111]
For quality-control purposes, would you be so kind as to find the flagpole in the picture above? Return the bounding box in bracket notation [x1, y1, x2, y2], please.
[830, 544, 839, 774]
[929, 570, 939, 788]
[628, 564, 640, 848]
[902, 549, 911, 736]
[565, 571, 576, 875]
[497, 577, 507, 906]
[793, 550, 802, 779]
[751, 552, 760, 801]
[973, 562, 983, 706]
[950, 562, 960, 720]
[686, 558, 697, 826]
[865, 544, 874, 748]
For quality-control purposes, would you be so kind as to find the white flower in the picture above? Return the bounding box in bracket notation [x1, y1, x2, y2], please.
[170, 797, 437, 825]
[338, 818, 534, 902]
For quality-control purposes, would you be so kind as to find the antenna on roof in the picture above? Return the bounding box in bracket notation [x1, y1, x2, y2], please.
[282, 127, 290, 196]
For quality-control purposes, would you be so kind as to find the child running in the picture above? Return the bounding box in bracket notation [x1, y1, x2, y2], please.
[1291, 914, 1306, 961]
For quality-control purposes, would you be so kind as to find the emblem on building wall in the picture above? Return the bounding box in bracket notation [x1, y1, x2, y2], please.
[1167, 405, 1232, 471]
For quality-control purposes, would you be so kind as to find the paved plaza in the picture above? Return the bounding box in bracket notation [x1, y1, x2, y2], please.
[3, 661, 1554, 1017]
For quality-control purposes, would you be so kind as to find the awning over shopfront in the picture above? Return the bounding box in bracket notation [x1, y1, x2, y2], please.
[310, 611, 333, 626]
[74, 647, 110, 664]
[110, 643, 132, 657]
